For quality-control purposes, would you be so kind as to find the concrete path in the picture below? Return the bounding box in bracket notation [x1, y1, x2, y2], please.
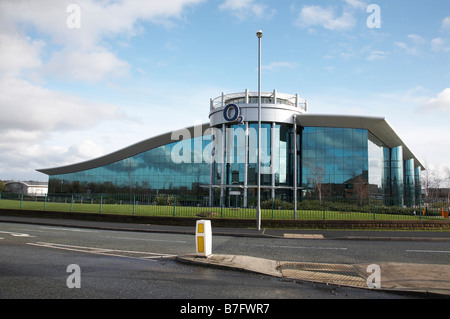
[177, 254, 450, 297]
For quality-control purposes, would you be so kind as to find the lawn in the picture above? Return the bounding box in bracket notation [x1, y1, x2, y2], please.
[0, 197, 443, 221]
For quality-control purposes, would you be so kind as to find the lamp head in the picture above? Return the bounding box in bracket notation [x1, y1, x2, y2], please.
[256, 30, 263, 38]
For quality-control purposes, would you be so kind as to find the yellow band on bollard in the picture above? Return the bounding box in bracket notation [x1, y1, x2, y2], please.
[197, 236, 204, 253]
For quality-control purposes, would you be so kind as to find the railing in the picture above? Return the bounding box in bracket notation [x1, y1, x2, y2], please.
[210, 91, 307, 111]
[0, 193, 448, 221]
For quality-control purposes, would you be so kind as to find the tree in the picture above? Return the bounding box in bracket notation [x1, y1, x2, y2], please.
[421, 161, 448, 201]
[352, 175, 369, 206]
[306, 164, 325, 205]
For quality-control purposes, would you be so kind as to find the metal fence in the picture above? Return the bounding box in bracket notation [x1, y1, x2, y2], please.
[1, 192, 449, 221]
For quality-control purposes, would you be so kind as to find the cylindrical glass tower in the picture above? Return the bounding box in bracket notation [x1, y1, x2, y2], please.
[208, 89, 307, 208]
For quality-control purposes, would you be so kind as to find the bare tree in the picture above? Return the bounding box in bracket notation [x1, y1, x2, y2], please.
[422, 160, 447, 201]
[306, 164, 325, 205]
[352, 175, 369, 206]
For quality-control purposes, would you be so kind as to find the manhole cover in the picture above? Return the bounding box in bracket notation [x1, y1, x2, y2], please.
[278, 262, 367, 287]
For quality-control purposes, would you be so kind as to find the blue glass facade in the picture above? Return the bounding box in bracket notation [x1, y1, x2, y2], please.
[45, 119, 421, 208]
[49, 137, 211, 195]
[47, 125, 423, 208]
[391, 146, 404, 207]
[414, 166, 422, 206]
[404, 158, 415, 207]
[49, 125, 377, 204]
[302, 127, 369, 198]
[39, 90, 427, 211]
[383, 146, 411, 206]
[382, 147, 390, 205]
[210, 123, 296, 206]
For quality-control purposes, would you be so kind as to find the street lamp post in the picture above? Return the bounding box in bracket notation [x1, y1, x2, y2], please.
[256, 30, 263, 231]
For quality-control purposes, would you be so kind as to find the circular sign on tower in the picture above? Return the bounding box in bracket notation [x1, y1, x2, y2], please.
[223, 104, 244, 124]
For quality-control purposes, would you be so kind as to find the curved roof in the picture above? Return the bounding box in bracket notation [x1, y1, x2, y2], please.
[296, 114, 424, 170]
[37, 114, 424, 176]
[37, 123, 210, 175]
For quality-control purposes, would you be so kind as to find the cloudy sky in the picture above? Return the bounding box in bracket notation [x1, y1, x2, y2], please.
[0, 0, 449, 182]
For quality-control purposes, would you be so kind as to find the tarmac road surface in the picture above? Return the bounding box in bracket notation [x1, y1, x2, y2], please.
[1, 220, 441, 300]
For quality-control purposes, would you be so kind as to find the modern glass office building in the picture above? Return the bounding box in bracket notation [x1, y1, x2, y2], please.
[38, 90, 424, 207]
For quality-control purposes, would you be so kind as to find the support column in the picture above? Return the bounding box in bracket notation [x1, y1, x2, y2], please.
[404, 158, 415, 207]
[220, 123, 226, 207]
[293, 115, 297, 219]
[244, 122, 249, 207]
[391, 146, 404, 207]
[271, 122, 276, 200]
[382, 147, 391, 206]
[209, 133, 214, 207]
[414, 166, 421, 207]
[383, 146, 404, 207]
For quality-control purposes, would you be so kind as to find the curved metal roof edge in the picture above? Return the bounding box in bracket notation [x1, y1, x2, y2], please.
[37, 123, 211, 176]
[296, 114, 425, 170]
[37, 114, 425, 176]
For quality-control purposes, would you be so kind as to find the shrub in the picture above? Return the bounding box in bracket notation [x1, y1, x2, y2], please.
[154, 194, 177, 206]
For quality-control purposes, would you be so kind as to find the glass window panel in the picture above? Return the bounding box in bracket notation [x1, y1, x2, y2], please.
[302, 127, 368, 198]
[48, 135, 212, 195]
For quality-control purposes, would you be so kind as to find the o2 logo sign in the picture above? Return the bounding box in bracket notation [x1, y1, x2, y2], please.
[223, 104, 244, 125]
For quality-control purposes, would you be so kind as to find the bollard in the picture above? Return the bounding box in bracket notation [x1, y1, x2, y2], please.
[195, 220, 212, 257]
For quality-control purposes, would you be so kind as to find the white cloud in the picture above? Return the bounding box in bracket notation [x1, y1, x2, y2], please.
[68, 140, 106, 160]
[0, 33, 44, 77]
[431, 38, 450, 53]
[0, 77, 124, 180]
[442, 17, 450, 31]
[425, 88, 450, 111]
[407, 34, 426, 45]
[0, 0, 205, 83]
[44, 47, 131, 82]
[0, 77, 121, 132]
[366, 50, 387, 61]
[395, 34, 450, 55]
[0, 0, 206, 181]
[295, 5, 356, 31]
[394, 34, 427, 55]
[261, 61, 299, 72]
[345, 0, 367, 10]
[394, 42, 415, 55]
[219, 0, 273, 20]
[0, 0, 205, 48]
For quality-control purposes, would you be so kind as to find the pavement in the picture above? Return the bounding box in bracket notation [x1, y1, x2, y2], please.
[1, 214, 450, 297]
[176, 254, 450, 297]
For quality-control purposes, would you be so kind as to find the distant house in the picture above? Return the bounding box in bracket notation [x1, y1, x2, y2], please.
[4, 181, 48, 196]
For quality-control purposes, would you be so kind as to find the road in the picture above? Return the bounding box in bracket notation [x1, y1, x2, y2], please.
[1, 220, 449, 302]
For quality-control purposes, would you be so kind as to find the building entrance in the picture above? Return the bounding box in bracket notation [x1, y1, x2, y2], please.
[228, 190, 241, 208]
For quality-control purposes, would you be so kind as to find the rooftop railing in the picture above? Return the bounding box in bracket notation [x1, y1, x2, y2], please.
[210, 89, 308, 112]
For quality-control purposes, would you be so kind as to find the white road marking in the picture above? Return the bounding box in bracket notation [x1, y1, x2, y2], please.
[284, 234, 324, 239]
[0, 230, 35, 237]
[239, 243, 347, 250]
[27, 242, 176, 261]
[272, 245, 347, 250]
[15, 228, 47, 233]
[102, 235, 186, 244]
[39, 226, 97, 233]
[406, 249, 450, 254]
